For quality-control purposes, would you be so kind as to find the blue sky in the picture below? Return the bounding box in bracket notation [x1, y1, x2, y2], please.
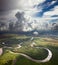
[35, 0, 58, 17]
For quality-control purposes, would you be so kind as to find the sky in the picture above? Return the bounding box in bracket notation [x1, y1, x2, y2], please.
[0, 0, 58, 31]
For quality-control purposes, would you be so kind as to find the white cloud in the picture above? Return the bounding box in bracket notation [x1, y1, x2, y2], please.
[4, 0, 45, 11]
[19, 0, 45, 10]
[1, 0, 58, 31]
[44, 6, 58, 16]
[0, 0, 45, 21]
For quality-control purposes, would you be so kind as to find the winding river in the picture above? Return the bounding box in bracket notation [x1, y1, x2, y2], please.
[9, 47, 52, 63]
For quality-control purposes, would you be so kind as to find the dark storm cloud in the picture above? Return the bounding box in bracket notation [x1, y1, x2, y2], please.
[52, 24, 58, 30]
[0, 0, 12, 11]
[48, 18, 58, 31]
[0, 0, 23, 31]
[15, 12, 25, 31]
[0, 11, 26, 31]
[0, 0, 21, 11]
[15, 12, 25, 21]
[51, 15, 58, 17]
[0, 0, 22, 20]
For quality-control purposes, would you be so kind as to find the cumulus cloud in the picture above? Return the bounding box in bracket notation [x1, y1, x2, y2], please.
[51, 22, 58, 30]
[0, 0, 58, 31]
